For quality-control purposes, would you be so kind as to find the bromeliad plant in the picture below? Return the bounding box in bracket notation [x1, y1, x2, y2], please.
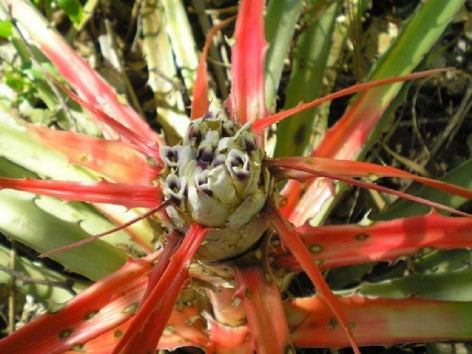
[0, 0, 471, 353]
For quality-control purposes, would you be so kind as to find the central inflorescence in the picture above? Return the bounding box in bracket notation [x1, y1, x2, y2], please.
[159, 114, 271, 262]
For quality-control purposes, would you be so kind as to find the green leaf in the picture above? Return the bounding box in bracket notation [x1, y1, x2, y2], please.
[141, 0, 189, 143]
[274, 0, 339, 157]
[0, 20, 12, 37]
[0, 244, 88, 303]
[359, 268, 472, 302]
[264, 0, 303, 110]
[4, 72, 24, 92]
[0, 189, 127, 281]
[54, 0, 82, 25]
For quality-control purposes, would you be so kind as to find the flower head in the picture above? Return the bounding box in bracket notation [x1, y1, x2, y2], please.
[160, 114, 271, 261]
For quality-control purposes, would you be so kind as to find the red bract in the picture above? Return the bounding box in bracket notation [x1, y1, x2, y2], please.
[0, 1, 470, 353]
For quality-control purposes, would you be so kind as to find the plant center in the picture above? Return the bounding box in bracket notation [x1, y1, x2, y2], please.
[159, 114, 271, 262]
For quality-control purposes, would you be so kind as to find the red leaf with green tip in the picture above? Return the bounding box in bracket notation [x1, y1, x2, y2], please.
[5, 0, 163, 147]
[274, 212, 472, 271]
[271, 0, 464, 225]
[0, 178, 163, 208]
[230, 0, 268, 124]
[29, 124, 160, 185]
[233, 264, 293, 353]
[287, 295, 472, 348]
[260, 70, 448, 225]
[256, 68, 447, 225]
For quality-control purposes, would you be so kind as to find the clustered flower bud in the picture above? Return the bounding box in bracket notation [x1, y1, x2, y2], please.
[159, 114, 270, 262]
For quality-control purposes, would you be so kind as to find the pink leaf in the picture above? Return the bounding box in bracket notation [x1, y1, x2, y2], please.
[191, 17, 235, 119]
[274, 212, 472, 270]
[29, 125, 160, 185]
[266, 206, 361, 354]
[274, 69, 447, 225]
[206, 316, 250, 353]
[253, 69, 447, 134]
[0, 178, 162, 208]
[287, 295, 472, 348]
[268, 157, 472, 217]
[230, 0, 268, 124]
[0, 254, 157, 354]
[113, 224, 208, 354]
[51, 79, 161, 159]
[234, 264, 293, 353]
[64, 303, 211, 353]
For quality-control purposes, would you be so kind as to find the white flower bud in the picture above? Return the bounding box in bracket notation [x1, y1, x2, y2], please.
[187, 185, 229, 226]
[206, 165, 237, 206]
